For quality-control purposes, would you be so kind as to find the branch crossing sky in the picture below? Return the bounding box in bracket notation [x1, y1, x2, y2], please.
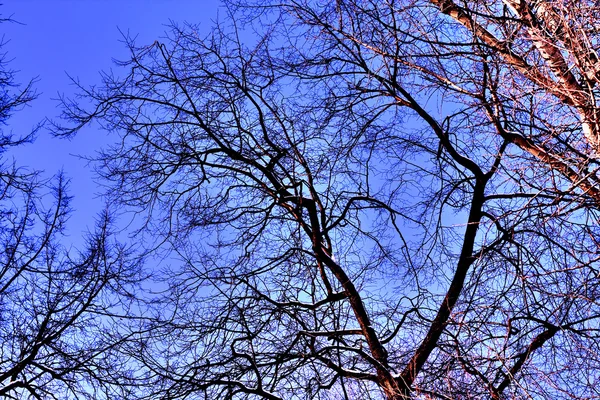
[3, 1, 220, 241]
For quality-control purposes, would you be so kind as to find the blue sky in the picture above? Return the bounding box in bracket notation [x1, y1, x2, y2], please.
[3, 1, 221, 240]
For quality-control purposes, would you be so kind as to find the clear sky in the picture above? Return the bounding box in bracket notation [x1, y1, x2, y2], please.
[2, 1, 222, 241]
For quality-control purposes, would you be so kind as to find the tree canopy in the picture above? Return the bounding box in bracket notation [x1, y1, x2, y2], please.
[5, 1, 600, 399]
[0, 16, 140, 400]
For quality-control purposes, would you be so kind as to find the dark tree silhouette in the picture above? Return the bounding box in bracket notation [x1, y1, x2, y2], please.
[0, 18, 140, 400]
[55, 1, 600, 399]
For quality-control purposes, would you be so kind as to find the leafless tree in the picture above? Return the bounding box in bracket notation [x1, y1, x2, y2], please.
[55, 1, 600, 399]
[0, 18, 140, 400]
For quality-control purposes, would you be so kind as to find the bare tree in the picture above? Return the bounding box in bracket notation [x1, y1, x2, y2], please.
[55, 1, 600, 399]
[0, 18, 140, 400]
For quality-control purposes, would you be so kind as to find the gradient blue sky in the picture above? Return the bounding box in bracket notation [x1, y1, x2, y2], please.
[3, 1, 221, 240]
